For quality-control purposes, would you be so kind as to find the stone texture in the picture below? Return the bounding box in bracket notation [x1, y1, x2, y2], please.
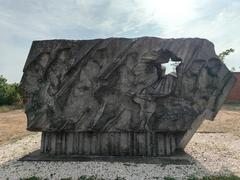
[21, 37, 236, 156]
[40, 132, 183, 156]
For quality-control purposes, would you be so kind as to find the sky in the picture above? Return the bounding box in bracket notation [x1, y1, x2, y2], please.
[0, 0, 239, 83]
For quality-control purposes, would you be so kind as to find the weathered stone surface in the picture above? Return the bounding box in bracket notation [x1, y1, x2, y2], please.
[21, 37, 235, 156]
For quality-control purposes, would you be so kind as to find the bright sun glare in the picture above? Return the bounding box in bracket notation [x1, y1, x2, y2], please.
[139, 0, 196, 27]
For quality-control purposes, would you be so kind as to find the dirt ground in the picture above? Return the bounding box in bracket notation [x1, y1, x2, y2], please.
[0, 104, 240, 145]
[198, 105, 240, 137]
[0, 105, 240, 179]
[0, 110, 32, 145]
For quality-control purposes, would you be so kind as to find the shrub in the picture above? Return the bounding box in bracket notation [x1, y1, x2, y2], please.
[0, 75, 22, 105]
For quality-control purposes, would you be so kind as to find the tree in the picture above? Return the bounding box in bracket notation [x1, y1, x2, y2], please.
[231, 67, 236, 72]
[0, 75, 8, 105]
[0, 75, 22, 105]
[218, 48, 235, 61]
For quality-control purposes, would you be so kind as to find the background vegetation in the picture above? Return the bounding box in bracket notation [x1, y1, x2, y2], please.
[0, 75, 22, 106]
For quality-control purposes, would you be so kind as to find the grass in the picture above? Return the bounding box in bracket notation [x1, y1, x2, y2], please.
[20, 177, 45, 180]
[17, 175, 240, 180]
[19, 176, 126, 180]
[188, 175, 240, 180]
[0, 104, 23, 113]
[164, 177, 176, 180]
[223, 102, 240, 111]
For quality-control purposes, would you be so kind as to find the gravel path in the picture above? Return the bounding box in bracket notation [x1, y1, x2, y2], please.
[0, 132, 239, 180]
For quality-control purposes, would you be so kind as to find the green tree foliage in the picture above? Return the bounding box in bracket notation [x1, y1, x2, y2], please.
[0, 75, 22, 105]
[218, 48, 235, 61]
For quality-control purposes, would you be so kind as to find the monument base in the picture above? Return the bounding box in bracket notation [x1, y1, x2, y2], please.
[20, 149, 194, 165]
[40, 131, 184, 156]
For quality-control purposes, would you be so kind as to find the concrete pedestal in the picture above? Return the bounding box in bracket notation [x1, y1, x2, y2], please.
[41, 131, 184, 156]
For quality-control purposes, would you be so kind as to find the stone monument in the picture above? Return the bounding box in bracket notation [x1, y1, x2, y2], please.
[21, 37, 235, 156]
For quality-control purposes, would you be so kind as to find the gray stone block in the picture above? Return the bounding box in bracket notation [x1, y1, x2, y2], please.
[21, 37, 236, 157]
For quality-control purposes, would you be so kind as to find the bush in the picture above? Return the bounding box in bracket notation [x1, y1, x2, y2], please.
[0, 75, 22, 105]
